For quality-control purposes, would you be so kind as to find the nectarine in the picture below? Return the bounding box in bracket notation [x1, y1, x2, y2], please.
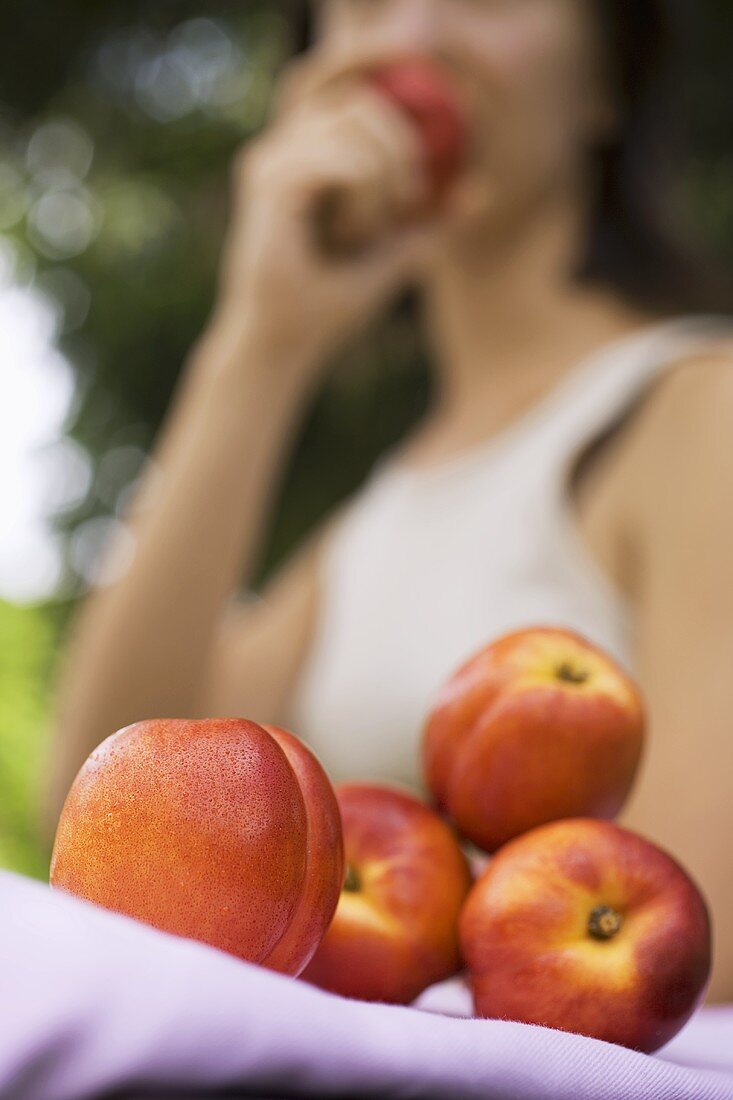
[424, 627, 645, 852]
[460, 819, 711, 1052]
[302, 783, 472, 1003]
[315, 59, 466, 256]
[368, 59, 466, 209]
[50, 719, 343, 975]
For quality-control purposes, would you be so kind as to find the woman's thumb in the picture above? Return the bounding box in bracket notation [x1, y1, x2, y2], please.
[360, 223, 438, 298]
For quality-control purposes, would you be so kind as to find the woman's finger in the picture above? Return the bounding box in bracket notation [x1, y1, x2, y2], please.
[329, 89, 428, 216]
[353, 221, 438, 300]
[281, 93, 426, 217]
[274, 43, 417, 121]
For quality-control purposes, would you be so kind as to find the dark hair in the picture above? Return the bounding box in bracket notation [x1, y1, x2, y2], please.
[287, 0, 730, 316]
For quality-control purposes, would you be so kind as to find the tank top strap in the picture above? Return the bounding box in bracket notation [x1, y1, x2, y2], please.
[364, 315, 733, 504]
[543, 314, 733, 485]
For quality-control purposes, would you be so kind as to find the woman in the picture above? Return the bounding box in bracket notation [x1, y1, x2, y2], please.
[51, 0, 733, 998]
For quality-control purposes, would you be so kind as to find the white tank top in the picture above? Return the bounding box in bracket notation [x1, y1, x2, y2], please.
[289, 316, 731, 792]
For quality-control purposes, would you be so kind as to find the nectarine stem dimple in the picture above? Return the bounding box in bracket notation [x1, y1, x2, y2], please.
[588, 905, 623, 941]
[343, 864, 361, 893]
[556, 662, 590, 686]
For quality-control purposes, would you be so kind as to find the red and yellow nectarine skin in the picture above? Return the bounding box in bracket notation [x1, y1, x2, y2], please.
[302, 783, 472, 1004]
[368, 59, 466, 210]
[423, 627, 645, 852]
[50, 718, 344, 975]
[460, 819, 711, 1053]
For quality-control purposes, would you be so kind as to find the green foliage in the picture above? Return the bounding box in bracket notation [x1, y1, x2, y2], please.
[0, 600, 60, 876]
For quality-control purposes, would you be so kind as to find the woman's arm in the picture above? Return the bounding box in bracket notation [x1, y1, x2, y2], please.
[618, 351, 733, 1003]
[198, 514, 333, 728]
[48, 320, 319, 824]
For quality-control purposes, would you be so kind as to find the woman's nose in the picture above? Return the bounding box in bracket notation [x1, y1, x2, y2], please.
[373, 0, 443, 57]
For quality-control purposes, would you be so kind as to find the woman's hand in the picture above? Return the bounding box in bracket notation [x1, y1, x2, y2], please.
[212, 50, 434, 386]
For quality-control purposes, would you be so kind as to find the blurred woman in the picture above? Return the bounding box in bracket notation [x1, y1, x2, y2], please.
[51, 0, 733, 997]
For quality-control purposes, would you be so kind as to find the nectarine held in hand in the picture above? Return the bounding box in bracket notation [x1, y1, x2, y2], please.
[460, 819, 711, 1052]
[423, 628, 645, 852]
[302, 783, 472, 1004]
[51, 719, 344, 975]
[368, 59, 466, 209]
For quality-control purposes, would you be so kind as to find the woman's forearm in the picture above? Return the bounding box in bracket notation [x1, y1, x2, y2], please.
[50, 315, 314, 812]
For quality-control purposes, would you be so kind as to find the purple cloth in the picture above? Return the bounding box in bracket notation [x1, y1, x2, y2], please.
[1, 871, 731, 1100]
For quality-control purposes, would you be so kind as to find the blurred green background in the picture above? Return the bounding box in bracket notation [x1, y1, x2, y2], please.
[1, 0, 731, 878]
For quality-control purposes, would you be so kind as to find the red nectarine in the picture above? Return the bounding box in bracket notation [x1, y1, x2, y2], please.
[368, 58, 466, 209]
[302, 783, 472, 1003]
[424, 627, 645, 852]
[460, 819, 711, 1052]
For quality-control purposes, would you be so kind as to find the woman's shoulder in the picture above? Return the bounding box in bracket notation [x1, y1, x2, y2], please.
[615, 332, 733, 525]
[635, 331, 733, 444]
[582, 323, 733, 518]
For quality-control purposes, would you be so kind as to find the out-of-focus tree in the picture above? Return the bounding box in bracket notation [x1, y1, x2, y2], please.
[1, 1, 428, 609]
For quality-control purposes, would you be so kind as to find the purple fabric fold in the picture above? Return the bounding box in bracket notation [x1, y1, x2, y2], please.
[1, 871, 731, 1100]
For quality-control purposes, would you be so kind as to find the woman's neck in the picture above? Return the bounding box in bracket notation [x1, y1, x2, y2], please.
[422, 199, 653, 421]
